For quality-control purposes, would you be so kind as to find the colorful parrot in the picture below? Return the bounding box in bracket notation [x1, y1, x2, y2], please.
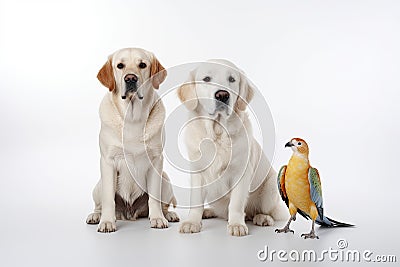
[275, 138, 353, 239]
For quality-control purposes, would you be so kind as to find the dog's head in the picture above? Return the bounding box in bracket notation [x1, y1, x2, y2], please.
[177, 59, 254, 119]
[97, 48, 166, 100]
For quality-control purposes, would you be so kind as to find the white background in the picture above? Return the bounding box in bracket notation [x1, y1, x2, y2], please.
[0, 0, 399, 266]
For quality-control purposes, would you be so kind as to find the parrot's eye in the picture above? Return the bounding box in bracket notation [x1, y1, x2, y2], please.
[298, 142, 301, 145]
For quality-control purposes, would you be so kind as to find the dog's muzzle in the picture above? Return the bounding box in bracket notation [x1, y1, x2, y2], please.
[121, 74, 139, 100]
[215, 90, 230, 104]
[214, 90, 230, 112]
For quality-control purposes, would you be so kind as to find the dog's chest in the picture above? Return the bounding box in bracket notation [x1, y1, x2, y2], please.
[123, 120, 145, 140]
[203, 134, 232, 183]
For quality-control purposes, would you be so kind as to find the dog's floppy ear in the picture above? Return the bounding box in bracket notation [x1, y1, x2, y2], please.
[97, 56, 115, 92]
[235, 71, 255, 112]
[177, 71, 198, 110]
[150, 54, 167, 89]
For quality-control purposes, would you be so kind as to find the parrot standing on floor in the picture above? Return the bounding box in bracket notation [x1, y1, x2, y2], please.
[275, 138, 353, 239]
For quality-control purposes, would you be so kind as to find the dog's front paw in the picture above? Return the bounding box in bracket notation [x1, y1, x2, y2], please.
[165, 211, 180, 222]
[97, 220, 116, 233]
[179, 220, 202, 234]
[227, 223, 248, 236]
[150, 217, 169, 228]
[86, 213, 101, 224]
[253, 214, 275, 226]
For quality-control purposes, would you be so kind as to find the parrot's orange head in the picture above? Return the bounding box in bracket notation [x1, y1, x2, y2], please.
[285, 138, 309, 156]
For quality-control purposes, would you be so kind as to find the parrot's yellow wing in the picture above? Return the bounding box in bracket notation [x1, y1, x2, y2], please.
[308, 167, 324, 220]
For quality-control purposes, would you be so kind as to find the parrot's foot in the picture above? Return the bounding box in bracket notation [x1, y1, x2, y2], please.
[275, 227, 294, 234]
[301, 231, 319, 239]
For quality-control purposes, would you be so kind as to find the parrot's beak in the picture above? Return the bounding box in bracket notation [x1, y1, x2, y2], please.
[285, 141, 294, 148]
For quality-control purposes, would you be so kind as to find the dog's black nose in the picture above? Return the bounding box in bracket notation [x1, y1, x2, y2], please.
[124, 74, 138, 83]
[215, 90, 230, 104]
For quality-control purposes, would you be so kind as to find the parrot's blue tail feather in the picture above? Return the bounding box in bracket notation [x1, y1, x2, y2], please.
[316, 216, 354, 227]
[326, 217, 355, 227]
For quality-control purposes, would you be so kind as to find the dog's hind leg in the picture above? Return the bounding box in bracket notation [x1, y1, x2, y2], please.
[163, 201, 180, 222]
[253, 214, 275, 226]
[202, 208, 217, 219]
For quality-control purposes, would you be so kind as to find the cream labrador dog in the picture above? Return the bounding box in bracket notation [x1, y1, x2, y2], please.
[86, 48, 179, 233]
[177, 60, 286, 236]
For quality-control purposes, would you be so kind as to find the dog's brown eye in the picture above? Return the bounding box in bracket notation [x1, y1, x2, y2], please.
[228, 76, 235, 83]
[117, 63, 124, 69]
[139, 62, 147, 69]
[203, 76, 211, 82]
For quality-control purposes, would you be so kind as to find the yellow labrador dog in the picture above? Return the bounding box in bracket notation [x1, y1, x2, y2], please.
[86, 48, 179, 233]
[177, 60, 286, 236]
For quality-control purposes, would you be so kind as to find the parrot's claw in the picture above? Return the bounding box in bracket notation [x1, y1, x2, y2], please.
[275, 227, 294, 234]
[301, 231, 319, 239]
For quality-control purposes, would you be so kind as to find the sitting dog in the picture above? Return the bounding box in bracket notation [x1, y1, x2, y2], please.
[86, 48, 179, 233]
[177, 59, 286, 236]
